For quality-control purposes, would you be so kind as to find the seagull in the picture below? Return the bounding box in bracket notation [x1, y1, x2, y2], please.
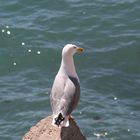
[50, 44, 84, 127]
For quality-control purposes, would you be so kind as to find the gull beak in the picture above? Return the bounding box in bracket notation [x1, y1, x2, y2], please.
[77, 47, 84, 53]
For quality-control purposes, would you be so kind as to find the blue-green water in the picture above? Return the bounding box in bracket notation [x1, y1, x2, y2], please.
[0, 0, 140, 140]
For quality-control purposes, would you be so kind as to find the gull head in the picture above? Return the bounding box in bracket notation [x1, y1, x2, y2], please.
[62, 44, 84, 57]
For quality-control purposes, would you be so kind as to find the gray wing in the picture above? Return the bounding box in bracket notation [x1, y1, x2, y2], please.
[50, 74, 80, 116]
[62, 76, 80, 116]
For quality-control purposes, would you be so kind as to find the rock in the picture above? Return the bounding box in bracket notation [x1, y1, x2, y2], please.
[22, 116, 86, 140]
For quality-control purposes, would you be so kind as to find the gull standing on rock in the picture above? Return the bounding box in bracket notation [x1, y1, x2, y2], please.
[50, 44, 84, 127]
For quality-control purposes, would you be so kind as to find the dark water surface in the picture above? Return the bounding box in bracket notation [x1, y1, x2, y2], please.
[0, 0, 140, 140]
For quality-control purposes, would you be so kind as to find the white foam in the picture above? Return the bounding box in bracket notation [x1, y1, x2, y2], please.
[28, 49, 31, 52]
[7, 31, 11, 35]
[22, 42, 25, 46]
[6, 26, 9, 28]
[114, 97, 117, 101]
[13, 62, 17, 66]
[37, 51, 41, 54]
[2, 29, 5, 32]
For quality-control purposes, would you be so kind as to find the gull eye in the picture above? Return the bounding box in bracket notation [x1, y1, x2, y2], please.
[73, 46, 76, 49]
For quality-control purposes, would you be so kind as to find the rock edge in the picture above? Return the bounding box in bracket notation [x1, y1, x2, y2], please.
[22, 116, 86, 140]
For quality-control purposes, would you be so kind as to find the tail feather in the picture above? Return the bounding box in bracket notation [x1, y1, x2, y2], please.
[62, 117, 69, 127]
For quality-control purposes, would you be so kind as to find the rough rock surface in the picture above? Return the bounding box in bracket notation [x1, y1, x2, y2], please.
[22, 116, 86, 140]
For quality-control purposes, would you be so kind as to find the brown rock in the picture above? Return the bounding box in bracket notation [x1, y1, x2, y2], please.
[23, 116, 86, 140]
